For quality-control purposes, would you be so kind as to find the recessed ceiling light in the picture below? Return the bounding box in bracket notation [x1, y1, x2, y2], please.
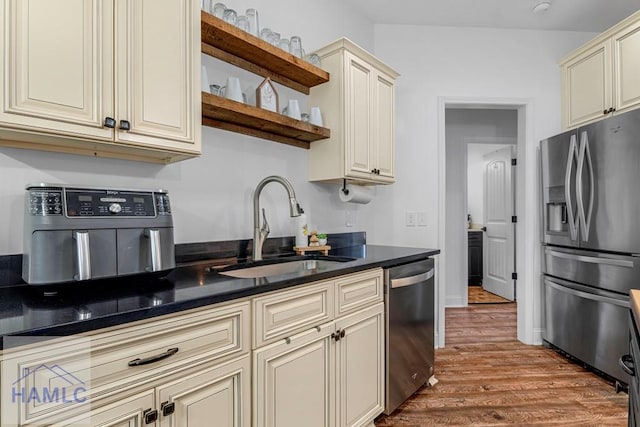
[533, 1, 551, 14]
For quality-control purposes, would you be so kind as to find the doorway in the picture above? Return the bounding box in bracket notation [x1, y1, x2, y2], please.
[436, 97, 539, 349]
[467, 143, 516, 302]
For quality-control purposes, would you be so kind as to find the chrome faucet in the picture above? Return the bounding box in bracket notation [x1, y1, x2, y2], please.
[253, 176, 303, 261]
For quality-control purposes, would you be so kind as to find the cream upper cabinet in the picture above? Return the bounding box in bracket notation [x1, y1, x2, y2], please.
[0, 0, 201, 163]
[561, 41, 611, 129]
[561, 10, 640, 129]
[308, 38, 399, 185]
[0, 0, 114, 139]
[613, 19, 640, 113]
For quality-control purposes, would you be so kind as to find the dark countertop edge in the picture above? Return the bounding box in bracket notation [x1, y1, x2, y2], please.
[0, 248, 439, 349]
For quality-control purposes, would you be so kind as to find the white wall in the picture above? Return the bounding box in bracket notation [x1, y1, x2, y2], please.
[0, 0, 374, 255]
[467, 144, 513, 226]
[370, 25, 596, 344]
[445, 109, 517, 307]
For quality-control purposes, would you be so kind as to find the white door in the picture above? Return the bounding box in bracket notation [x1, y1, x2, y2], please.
[482, 146, 515, 300]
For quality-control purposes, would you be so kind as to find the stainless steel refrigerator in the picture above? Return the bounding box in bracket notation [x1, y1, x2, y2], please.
[540, 108, 640, 385]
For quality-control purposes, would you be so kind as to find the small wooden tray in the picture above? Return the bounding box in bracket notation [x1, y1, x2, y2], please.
[293, 245, 331, 256]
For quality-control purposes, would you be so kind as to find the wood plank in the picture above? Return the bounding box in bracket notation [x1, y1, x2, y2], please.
[201, 12, 329, 93]
[201, 92, 330, 148]
[375, 303, 628, 426]
[201, 43, 310, 94]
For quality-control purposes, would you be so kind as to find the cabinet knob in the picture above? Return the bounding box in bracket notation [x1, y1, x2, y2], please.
[603, 109, 608, 115]
[119, 120, 131, 131]
[161, 401, 176, 416]
[144, 409, 158, 424]
[481, 227, 487, 232]
[340, 329, 346, 338]
[611, 107, 616, 113]
[103, 117, 116, 128]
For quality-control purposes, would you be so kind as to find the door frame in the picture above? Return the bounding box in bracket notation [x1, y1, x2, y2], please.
[437, 96, 539, 348]
[463, 138, 516, 302]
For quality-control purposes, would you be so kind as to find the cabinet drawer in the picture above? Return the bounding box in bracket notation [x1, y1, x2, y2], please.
[253, 281, 334, 348]
[335, 269, 383, 317]
[1, 301, 249, 425]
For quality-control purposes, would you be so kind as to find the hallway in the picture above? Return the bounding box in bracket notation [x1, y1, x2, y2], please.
[376, 303, 628, 426]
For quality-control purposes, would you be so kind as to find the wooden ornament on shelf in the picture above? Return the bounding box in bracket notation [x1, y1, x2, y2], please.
[293, 245, 331, 256]
[256, 77, 279, 112]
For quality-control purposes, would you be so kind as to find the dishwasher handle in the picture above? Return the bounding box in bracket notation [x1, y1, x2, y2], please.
[391, 269, 434, 289]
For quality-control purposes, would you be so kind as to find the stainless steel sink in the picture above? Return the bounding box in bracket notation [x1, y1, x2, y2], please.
[219, 259, 350, 279]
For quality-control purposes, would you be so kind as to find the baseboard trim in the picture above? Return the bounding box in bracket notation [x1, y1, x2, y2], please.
[446, 296, 465, 307]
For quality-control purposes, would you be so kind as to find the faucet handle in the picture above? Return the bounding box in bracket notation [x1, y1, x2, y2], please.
[261, 208, 270, 237]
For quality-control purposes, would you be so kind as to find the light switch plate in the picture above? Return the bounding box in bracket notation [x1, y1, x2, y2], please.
[417, 211, 428, 227]
[406, 212, 417, 227]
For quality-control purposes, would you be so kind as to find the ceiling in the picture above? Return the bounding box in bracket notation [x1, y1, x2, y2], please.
[344, 0, 640, 32]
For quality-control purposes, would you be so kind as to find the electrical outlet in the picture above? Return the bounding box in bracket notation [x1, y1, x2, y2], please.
[345, 211, 353, 227]
[417, 211, 428, 227]
[406, 212, 417, 227]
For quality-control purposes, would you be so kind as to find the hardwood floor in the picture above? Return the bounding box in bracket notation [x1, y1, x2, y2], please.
[468, 286, 511, 304]
[376, 303, 628, 426]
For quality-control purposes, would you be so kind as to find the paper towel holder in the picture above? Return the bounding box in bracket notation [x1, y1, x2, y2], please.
[341, 179, 349, 196]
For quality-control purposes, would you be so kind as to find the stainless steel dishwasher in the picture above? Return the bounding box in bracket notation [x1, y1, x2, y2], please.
[384, 258, 435, 415]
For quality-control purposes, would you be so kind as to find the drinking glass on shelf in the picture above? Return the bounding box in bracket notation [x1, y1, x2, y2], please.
[278, 38, 290, 53]
[222, 8, 237, 25]
[236, 15, 249, 32]
[290, 36, 303, 58]
[305, 53, 321, 67]
[246, 9, 259, 36]
[212, 2, 226, 17]
[270, 32, 281, 47]
[260, 28, 273, 42]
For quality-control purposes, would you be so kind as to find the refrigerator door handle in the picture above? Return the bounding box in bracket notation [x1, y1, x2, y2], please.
[564, 134, 579, 241]
[576, 131, 595, 240]
[546, 249, 635, 268]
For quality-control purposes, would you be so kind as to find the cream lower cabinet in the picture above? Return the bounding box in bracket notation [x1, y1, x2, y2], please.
[335, 304, 384, 427]
[50, 357, 250, 427]
[0, 0, 201, 163]
[308, 38, 399, 184]
[156, 356, 250, 427]
[561, 10, 640, 129]
[252, 269, 385, 427]
[1, 300, 250, 427]
[50, 390, 156, 427]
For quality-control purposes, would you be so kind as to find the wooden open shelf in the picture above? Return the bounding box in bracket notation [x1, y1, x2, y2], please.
[201, 11, 329, 94]
[201, 92, 331, 149]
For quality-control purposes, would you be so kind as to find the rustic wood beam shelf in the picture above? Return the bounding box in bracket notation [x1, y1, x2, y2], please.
[201, 11, 329, 94]
[201, 93, 331, 149]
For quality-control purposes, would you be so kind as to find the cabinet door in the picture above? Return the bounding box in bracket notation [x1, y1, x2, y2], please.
[253, 323, 335, 427]
[157, 356, 250, 427]
[613, 20, 640, 113]
[344, 52, 373, 179]
[372, 71, 395, 181]
[335, 303, 384, 427]
[51, 390, 156, 427]
[562, 41, 612, 128]
[115, 0, 200, 153]
[0, 0, 113, 139]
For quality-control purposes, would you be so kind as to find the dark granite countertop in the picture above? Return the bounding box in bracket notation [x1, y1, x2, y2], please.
[0, 245, 439, 349]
